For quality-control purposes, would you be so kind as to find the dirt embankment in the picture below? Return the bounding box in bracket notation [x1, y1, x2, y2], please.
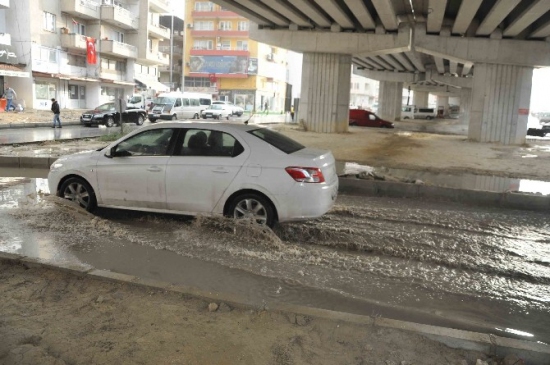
[0, 260, 505, 365]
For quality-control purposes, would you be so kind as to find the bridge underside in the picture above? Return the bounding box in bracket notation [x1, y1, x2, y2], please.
[212, 0, 550, 144]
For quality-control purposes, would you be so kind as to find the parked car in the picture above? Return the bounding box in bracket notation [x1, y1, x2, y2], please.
[349, 109, 394, 128]
[212, 101, 244, 116]
[80, 102, 146, 127]
[48, 122, 339, 228]
[201, 104, 232, 119]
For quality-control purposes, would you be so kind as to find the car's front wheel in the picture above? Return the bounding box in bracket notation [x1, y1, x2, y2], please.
[105, 116, 115, 127]
[228, 193, 275, 228]
[172, 114, 177, 120]
[58, 177, 97, 212]
[136, 114, 145, 125]
[193, 113, 199, 119]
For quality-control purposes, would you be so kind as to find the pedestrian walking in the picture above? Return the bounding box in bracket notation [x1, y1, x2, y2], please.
[51, 98, 62, 128]
[3, 85, 17, 112]
[264, 100, 269, 115]
[290, 105, 295, 121]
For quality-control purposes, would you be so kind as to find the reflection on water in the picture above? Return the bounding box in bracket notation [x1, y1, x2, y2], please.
[340, 162, 550, 196]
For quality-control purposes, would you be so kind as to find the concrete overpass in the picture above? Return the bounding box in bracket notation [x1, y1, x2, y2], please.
[211, 0, 550, 144]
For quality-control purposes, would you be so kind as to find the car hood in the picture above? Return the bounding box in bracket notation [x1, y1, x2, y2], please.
[83, 109, 108, 115]
[55, 149, 102, 165]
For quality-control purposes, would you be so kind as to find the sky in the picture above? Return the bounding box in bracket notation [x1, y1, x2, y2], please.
[531, 68, 550, 112]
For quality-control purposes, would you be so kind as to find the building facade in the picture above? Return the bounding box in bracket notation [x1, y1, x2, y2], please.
[184, 0, 289, 113]
[0, 0, 171, 111]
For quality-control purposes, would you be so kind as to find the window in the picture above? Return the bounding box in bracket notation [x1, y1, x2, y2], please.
[236, 41, 248, 51]
[194, 21, 214, 31]
[35, 81, 56, 100]
[194, 1, 213, 11]
[115, 31, 124, 43]
[72, 21, 86, 35]
[175, 98, 182, 107]
[115, 129, 175, 157]
[43, 12, 56, 32]
[193, 40, 213, 50]
[237, 21, 249, 31]
[190, 98, 200, 106]
[248, 128, 305, 154]
[176, 129, 242, 157]
[182, 98, 189, 106]
[67, 54, 86, 67]
[220, 40, 230, 50]
[184, 77, 212, 88]
[38, 46, 57, 63]
[218, 21, 232, 30]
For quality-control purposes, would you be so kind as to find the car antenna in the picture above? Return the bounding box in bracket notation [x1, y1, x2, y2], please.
[244, 112, 254, 125]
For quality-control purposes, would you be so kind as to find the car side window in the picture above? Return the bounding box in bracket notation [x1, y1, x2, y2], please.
[369, 114, 376, 120]
[182, 98, 189, 107]
[190, 98, 199, 106]
[175, 98, 182, 107]
[115, 128, 174, 157]
[174, 129, 243, 157]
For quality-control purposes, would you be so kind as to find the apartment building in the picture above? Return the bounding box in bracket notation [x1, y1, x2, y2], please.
[159, 15, 184, 91]
[0, 0, 171, 111]
[184, 0, 289, 112]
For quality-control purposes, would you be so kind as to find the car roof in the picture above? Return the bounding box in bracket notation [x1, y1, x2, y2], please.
[145, 121, 262, 132]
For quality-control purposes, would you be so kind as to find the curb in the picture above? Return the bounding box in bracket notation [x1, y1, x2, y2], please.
[1, 252, 548, 364]
[0, 121, 82, 129]
[339, 177, 550, 212]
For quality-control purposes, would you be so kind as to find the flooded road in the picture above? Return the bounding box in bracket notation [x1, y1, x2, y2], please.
[1, 175, 549, 344]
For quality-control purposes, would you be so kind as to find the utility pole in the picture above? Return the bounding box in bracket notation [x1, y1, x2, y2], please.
[170, 14, 174, 90]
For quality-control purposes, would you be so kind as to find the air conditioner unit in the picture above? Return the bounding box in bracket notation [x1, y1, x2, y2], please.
[187, 23, 193, 29]
[266, 53, 273, 61]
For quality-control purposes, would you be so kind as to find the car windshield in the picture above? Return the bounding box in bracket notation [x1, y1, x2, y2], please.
[96, 103, 114, 111]
[248, 128, 305, 154]
[153, 97, 176, 105]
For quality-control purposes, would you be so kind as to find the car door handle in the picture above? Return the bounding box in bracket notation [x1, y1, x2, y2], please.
[147, 166, 162, 172]
[212, 167, 229, 174]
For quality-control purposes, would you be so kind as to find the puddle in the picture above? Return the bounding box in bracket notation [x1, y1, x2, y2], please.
[338, 162, 550, 196]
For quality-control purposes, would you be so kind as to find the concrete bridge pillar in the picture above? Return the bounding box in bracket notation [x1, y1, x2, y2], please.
[413, 91, 429, 107]
[459, 88, 472, 124]
[437, 96, 449, 116]
[378, 81, 403, 121]
[298, 53, 351, 133]
[469, 63, 533, 145]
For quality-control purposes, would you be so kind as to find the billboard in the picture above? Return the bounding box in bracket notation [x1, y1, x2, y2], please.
[190, 55, 249, 74]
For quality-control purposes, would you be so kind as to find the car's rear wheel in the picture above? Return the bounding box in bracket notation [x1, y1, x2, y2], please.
[193, 113, 199, 119]
[105, 116, 115, 127]
[59, 177, 97, 212]
[426, 116, 433, 120]
[136, 114, 145, 125]
[228, 193, 275, 228]
[171, 114, 177, 120]
[237, 112, 243, 117]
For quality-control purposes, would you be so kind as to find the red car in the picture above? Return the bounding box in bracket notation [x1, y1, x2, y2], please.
[349, 109, 394, 128]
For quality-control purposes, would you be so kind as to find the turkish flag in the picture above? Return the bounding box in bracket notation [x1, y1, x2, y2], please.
[86, 37, 96, 64]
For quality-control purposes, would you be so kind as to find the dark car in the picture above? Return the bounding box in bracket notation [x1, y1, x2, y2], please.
[80, 102, 147, 127]
[349, 109, 394, 128]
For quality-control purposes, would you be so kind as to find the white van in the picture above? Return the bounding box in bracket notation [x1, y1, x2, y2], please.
[401, 105, 415, 119]
[148, 92, 212, 122]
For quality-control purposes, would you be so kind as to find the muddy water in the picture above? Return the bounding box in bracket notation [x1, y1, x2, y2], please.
[1, 177, 549, 343]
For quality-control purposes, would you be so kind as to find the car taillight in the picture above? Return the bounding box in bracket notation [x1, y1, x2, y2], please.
[285, 167, 325, 183]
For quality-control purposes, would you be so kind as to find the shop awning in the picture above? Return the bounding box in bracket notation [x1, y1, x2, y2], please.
[0, 64, 29, 78]
[134, 75, 170, 92]
[32, 71, 99, 82]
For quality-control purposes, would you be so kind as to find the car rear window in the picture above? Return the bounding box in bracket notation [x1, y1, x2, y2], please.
[248, 128, 305, 154]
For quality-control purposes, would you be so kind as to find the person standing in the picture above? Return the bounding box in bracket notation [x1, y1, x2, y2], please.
[290, 105, 295, 121]
[51, 98, 62, 128]
[4, 85, 17, 112]
[264, 100, 269, 115]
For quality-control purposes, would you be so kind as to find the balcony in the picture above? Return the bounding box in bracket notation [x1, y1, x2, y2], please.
[191, 10, 242, 19]
[0, 0, 9, 9]
[159, 45, 183, 56]
[191, 29, 248, 38]
[149, 22, 171, 40]
[60, 0, 100, 20]
[159, 65, 182, 73]
[100, 39, 137, 59]
[101, 5, 138, 30]
[61, 33, 87, 51]
[149, 0, 171, 14]
[140, 50, 169, 66]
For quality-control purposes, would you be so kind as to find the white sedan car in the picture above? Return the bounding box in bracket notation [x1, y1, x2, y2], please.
[48, 122, 339, 227]
[212, 101, 244, 116]
[201, 104, 232, 119]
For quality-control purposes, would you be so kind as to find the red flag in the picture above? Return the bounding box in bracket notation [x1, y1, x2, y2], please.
[86, 37, 96, 64]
